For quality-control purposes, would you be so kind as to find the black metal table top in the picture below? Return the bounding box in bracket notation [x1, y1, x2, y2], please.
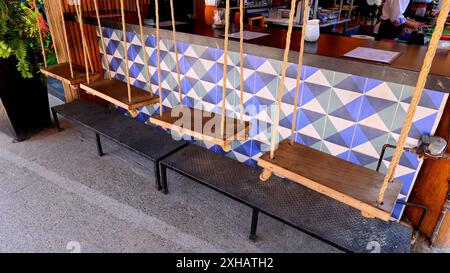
[161, 144, 413, 253]
[52, 100, 188, 161]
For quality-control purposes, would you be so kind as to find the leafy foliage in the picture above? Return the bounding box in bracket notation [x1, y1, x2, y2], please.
[0, 0, 55, 78]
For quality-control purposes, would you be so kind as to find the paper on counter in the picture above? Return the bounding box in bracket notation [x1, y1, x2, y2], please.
[343, 47, 401, 64]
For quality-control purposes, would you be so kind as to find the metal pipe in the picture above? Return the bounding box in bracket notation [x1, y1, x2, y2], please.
[397, 200, 428, 242]
[431, 179, 450, 245]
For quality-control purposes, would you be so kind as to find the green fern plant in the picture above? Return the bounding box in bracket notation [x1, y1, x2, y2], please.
[0, 0, 54, 78]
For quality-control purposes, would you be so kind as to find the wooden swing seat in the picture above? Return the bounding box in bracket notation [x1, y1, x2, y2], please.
[80, 79, 159, 111]
[258, 139, 403, 222]
[150, 106, 250, 151]
[40, 63, 101, 86]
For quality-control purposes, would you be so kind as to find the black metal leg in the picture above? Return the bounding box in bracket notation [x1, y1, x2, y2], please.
[154, 161, 162, 191]
[249, 208, 259, 241]
[95, 133, 104, 157]
[160, 163, 168, 194]
[52, 109, 63, 132]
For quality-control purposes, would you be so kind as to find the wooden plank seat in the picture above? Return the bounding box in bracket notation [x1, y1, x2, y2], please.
[258, 139, 403, 222]
[80, 79, 160, 111]
[51, 99, 188, 189]
[150, 106, 250, 152]
[40, 63, 101, 86]
[159, 144, 413, 253]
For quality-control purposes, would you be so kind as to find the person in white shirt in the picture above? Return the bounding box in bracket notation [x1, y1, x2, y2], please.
[376, 0, 423, 40]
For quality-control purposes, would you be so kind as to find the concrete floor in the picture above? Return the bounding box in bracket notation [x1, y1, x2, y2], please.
[0, 98, 344, 253]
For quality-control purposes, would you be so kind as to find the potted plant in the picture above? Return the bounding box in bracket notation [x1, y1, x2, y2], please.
[0, 0, 53, 141]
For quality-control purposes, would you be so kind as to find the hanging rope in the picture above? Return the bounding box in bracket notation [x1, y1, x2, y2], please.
[155, 0, 163, 116]
[33, 0, 47, 68]
[41, 2, 59, 62]
[220, 0, 231, 137]
[120, 0, 132, 103]
[93, 0, 111, 80]
[74, 3, 94, 74]
[58, 0, 74, 78]
[136, 0, 153, 94]
[169, 0, 183, 105]
[377, 0, 450, 205]
[74, 2, 91, 83]
[239, 0, 244, 123]
[290, 0, 310, 144]
[269, 0, 297, 159]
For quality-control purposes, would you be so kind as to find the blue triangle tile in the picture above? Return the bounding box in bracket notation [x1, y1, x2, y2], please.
[304, 66, 319, 80]
[399, 151, 419, 170]
[365, 96, 396, 114]
[337, 150, 351, 161]
[253, 96, 273, 110]
[358, 97, 377, 121]
[106, 40, 120, 55]
[125, 32, 134, 43]
[295, 133, 321, 146]
[133, 79, 147, 90]
[103, 28, 114, 39]
[423, 90, 445, 110]
[413, 113, 438, 136]
[254, 72, 277, 92]
[301, 82, 329, 106]
[244, 159, 257, 167]
[109, 57, 122, 72]
[331, 96, 362, 122]
[279, 113, 294, 129]
[301, 109, 325, 126]
[145, 36, 156, 47]
[200, 48, 217, 61]
[398, 172, 416, 195]
[204, 86, 222, 104]
[128, 44, 142, 61]
[129, 63, 144, 78]
[335, 75, 367, 93]
[365, 78, 384, 92]
[349, 151, 378, 166]
[135, 112, 150, 123]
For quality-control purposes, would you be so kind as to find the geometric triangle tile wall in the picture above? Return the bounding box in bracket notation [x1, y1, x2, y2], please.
[98, 27, 448, 220]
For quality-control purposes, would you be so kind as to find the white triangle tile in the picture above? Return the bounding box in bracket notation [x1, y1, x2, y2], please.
[184, 46, 199, 58]
[134, 54, 144, 65]
[333, 88, 362, 105]
[328, 115, 355, 131]
[253, 132, 270, 144]
[322, 141, 348, 156]
[256, 87, 276, 101]
[255, 110, 272, 124]
[394, 164, 416, 178]
[359, 114, 390, 132]
[390, 132, 420, 147]
[305, 70, 332, 87]
[284, 77, 297, 92]
[302, 98, 326, 114]
[258, 60, 279, 75]
[234, 152, 250, 163]
[136, 73, 146, 82]
[299, 123, 322, 139]
[352, 141, 380, 158]
[278, 126, 291, 140]
[365, 82, 398, 101]
[412, 106, 437, 122]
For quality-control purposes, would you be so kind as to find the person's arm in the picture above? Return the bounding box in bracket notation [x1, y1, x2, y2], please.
[389, 0, 409, 26]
